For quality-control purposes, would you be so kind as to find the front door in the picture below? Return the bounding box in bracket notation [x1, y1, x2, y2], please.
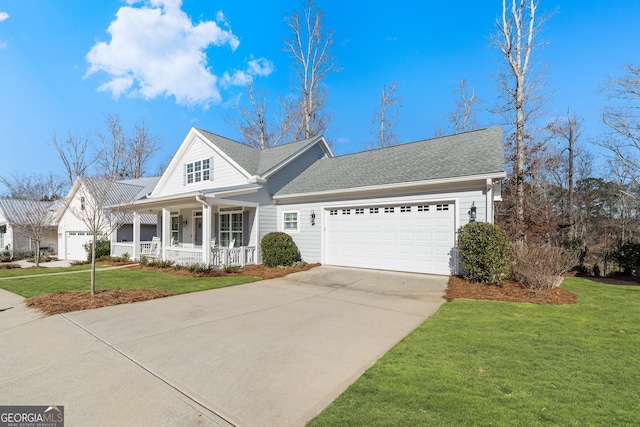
[194, 216, 203, 246]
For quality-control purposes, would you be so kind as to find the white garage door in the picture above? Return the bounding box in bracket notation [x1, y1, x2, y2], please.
[324, 203, 455, 275]
[66, 232, 93, 261]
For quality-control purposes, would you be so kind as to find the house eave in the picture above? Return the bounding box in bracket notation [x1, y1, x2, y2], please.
[273, 172, 506, 202]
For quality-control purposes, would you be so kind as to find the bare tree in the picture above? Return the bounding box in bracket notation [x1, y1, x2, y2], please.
[97, 114, 159, 179]
[284, 0, 339, 140]
[493, 0, 552, 241]
[599, 64, 640, 186]
[66, 177, 139, 295]
[368, 82, 401, 149]
[546, 110, 583, 238]
[52, 131, 95, 186]
[447, 78, 480, 134]
[97, 114, 128, 179]
[0, 199, 56, 266]
[129, 118, 159, 178]
[0, 172, 67, 201]
[226, 82, 294, 149]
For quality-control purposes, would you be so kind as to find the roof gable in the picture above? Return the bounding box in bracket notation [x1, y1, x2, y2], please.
[274, 126, 505, 197]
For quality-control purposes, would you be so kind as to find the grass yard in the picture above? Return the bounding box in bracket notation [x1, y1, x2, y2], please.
[308, 277, 640, 426]
[0, 268, 261, 299]
[0, 264, 99, 277]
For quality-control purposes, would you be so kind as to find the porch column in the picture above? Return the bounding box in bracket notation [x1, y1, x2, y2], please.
[162, 208, 170, 260]
[132, 212, 140, 260]
[201, 202, 212, 264]
[486, 178, 494, 224]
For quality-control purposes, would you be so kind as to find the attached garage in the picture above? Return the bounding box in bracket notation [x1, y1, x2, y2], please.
[66, 232, 93, 261]
[324, 202, 455, 275]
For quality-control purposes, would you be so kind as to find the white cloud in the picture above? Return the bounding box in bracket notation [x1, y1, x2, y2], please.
[86, 0, 241, 106]
[247, 57, 274, 77]
[0, 12, 9, 22]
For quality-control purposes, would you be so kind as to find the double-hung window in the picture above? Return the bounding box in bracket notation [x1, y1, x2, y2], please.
[283, 211, 299, 232]
[186, 158, 211, 184]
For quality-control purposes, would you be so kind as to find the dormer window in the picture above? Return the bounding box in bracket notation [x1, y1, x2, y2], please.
[186, 158, 212, 184]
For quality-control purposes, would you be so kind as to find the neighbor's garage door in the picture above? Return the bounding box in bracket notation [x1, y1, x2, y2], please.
[66, 231, 93, 261]
[324, 203, 455, 275]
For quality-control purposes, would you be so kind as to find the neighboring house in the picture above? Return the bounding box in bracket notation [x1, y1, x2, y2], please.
[0, 198, 58, 257]
[55, 176, 160, 261]
[112, 126, 505, 276]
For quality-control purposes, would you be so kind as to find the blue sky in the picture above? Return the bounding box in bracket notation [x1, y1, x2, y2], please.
[0, 0, 639, 190]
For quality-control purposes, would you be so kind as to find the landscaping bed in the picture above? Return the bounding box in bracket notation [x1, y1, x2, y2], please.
[23, 263, 320, 315]
[445, 275, 577, 304]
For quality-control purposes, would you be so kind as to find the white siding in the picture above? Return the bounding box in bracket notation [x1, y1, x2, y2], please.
[155, 136, 248, 197]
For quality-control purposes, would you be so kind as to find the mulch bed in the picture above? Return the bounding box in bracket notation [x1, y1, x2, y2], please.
[26, 289, 175, 316]
[24, 263, 321, 316]
[445, 275, 577, 305]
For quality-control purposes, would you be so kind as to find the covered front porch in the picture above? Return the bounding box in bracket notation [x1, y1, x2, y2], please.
[111, 192, 259, 268]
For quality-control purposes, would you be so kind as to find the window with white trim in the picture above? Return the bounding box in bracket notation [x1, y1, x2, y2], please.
[369, 207, 379, 214]
[384, 207, 395, 213]
[437, 204, 449, 211]
[355, 208, 364, 214]
[342, 209, 351, 215]
[400, 206, 411, 213]
[329, 209, 338, 215]
[186, 158, 211, 184]
[417, 205, 429, 212]
[282, 211, 299, 232]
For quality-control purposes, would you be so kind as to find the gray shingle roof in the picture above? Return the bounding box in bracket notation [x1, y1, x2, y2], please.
[274, 126, 505, 197]
[195, 128, 319, 176]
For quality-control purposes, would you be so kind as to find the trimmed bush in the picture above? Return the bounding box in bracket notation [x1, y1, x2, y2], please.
[84, 237, 111, 259]
[457, 222, 511, 286]
[261, 232, 299, 268]
[612, 241, 640, 275]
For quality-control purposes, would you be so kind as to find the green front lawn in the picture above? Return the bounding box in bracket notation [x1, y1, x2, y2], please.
[0, 268, 261, 298]
[0, 264, 99, 277]
[309, 278, 640, 426]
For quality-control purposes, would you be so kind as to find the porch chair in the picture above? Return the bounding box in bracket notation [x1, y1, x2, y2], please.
[148, 236, 161, 259]
[229, 238, 236, 249]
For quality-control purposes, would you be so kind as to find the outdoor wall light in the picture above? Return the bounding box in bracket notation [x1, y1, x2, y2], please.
[182, 219, 188, 226]
[310, 210, 316, 226]
[470, 202, 477, 222]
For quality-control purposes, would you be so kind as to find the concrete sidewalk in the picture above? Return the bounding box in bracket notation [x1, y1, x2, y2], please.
[0, 266, 447, 426]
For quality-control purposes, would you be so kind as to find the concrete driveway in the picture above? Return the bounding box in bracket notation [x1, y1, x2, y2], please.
[0, 266, 447, 426]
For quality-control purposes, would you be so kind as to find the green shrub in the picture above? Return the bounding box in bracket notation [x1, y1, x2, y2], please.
[84, 237, 111, 259]
[457, 222, 511, 286]
[223, 265, 240, 274]
[260, 232, 299, 268]
[612, 241, 640, 274]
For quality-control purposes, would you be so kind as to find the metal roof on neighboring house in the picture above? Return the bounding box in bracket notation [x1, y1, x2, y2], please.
[195, 128, 321, 176]
[117, 176, 161, 201]
[0, 198, 57, 226]
[274, 126, 505, 197]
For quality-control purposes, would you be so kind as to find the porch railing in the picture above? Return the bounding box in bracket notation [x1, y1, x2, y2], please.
[211, 246, 256, 267]
[112, 241, 257, 268]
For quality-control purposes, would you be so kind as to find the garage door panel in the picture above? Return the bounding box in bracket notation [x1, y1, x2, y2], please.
[325, 203, 454, 275]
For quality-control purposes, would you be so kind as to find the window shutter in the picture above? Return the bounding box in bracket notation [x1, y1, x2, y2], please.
[183, 164, 186, 186]
[209, 156, 214, 181]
